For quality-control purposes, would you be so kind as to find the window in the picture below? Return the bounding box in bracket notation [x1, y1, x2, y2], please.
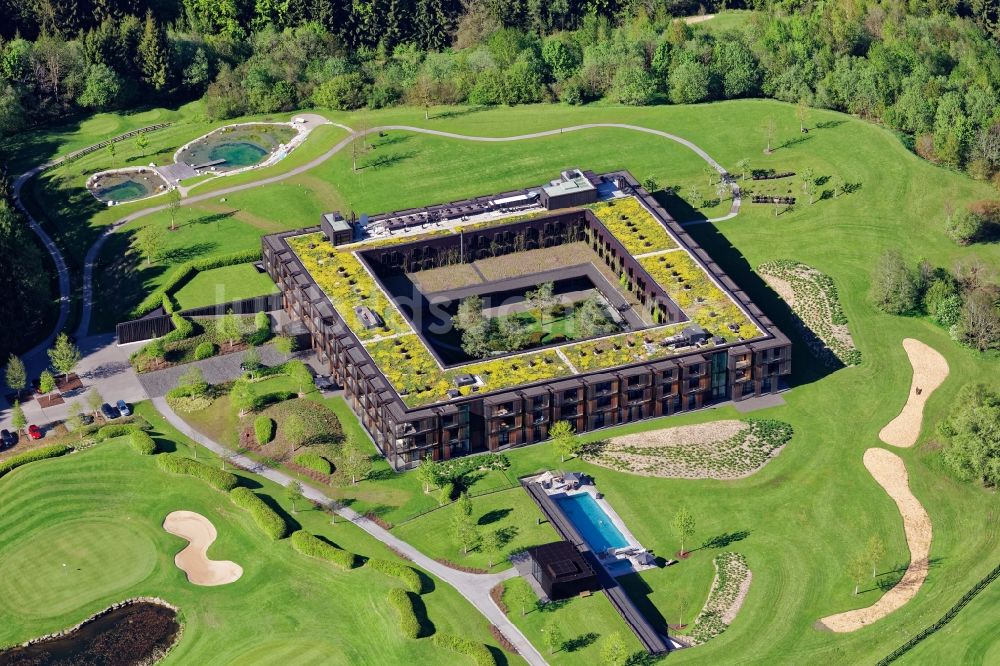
[498, 430, 510, 446]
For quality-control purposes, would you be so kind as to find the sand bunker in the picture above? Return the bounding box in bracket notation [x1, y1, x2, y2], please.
[818, 448, 932, 632]
[878, 338, 949, 448]
[163, 511, 243, 586]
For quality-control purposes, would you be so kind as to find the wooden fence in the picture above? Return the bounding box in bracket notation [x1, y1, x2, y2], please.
[42, 122, 172, 171]
[116, 293, 283, 345]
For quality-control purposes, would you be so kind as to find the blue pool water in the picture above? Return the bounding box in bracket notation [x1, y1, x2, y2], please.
[554, 492, 628, 553]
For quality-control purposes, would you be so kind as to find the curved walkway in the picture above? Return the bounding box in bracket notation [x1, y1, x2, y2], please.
[151, 396, 543, 665]
[75, 121, 740, 337]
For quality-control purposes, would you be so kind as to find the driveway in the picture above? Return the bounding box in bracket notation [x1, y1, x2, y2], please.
[137, 344, 293, 397]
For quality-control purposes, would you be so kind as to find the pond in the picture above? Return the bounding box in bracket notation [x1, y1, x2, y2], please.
[88, 169, 168, 204]
[177, 123, 296, 173]
[0, 602, 180, 665]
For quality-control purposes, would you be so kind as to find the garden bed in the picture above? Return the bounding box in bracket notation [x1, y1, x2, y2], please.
[758, 260, 860, 366]
[584, 419, 793, 479]
[686, 552, 752, 645]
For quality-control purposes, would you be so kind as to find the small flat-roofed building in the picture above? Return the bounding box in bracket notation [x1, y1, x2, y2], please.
[321, 212, 353, 246]
[540, 168, 598, 210]
[526, 541, 598, 600]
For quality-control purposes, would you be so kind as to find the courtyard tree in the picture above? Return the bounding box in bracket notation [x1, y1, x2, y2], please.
[230, 378, 258, 417]
[11, 400, 26, 435]
[5, 353, 26, 395]
[48, 332, 81, 380]
[283, 413, 307, 451]
[599, 631, 630, 666]
[543, 620, 564, 655]
[216, 310, 243, 350]
[939, 384, 1000, 486]
[341, 435, 372, 484]
[417, 456, 441, 493]
[498, 314, 529, 351]
[87, 388, 104, 418]
[38, 370, 56, 398]
[133, 224, 165, 266]
[526, 282, 556, 331]
[577, 296, 613, 338]
[672, 506, 696, 557]
[866, 534, 886, 579]
[286, 481, 305, 514]
[135, 130, 149, 157]
[869, 250, 919, 315]
[548, 420, 579, 462]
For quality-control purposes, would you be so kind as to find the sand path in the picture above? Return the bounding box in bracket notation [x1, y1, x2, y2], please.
[163, 510, 243, 586]
[818, 448, 932, 632]
[879, 338, 949, 448]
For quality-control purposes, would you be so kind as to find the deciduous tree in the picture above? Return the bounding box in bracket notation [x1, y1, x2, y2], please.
[38, 370, 56, 397]
[283, 413, 307, 450]
[48, 332, 80, 380]
[11, 400, 26, 434]
[599, 631, 629, 666]
[133, 224, 164, 265]
[548, 420, 579, 462]
[87, 388, 104, 417]
[286, 480, 304, 513]
[341, 435, 372, 484]
[870, 250, 918, 315]
[866, 535, 886, 579]
[5, 354, 26, 393]
[939, 384, 1000, 487]
[135, 131, 149, 157]
[417, 456, 441, 493]
[672, 506, 696, 556]
[230, 378, 258, 417]
[543, 620, 564, 654]
[481, 528, 503, 568]
[216, 310, 242, 350]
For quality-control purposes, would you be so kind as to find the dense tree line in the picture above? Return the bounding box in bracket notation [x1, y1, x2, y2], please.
[0, 0, 998, 183]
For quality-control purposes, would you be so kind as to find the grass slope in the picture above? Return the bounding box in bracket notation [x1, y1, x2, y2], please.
[171, 263, 278, 311]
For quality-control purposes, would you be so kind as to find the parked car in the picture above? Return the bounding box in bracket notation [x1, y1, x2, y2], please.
[78, 412, 94, 426]
[101, 403, 120, 420]
[314, 375, 335, 391]
[116, 400, 132, 417]
[0, 429, 16, 449]
[27, 424, 43, 440]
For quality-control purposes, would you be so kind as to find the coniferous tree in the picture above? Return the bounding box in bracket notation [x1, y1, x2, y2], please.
[138, 10, 170, 92]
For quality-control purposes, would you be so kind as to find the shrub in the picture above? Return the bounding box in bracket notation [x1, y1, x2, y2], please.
[293, 451, 331, 474]
[366, 558, 422, 593]
[230, 487, 288, 540]
[156, 453, 239, 491]
[130, 430, 156, 455]
[388, 588, 422, 639]
[194, 341, 217, 360]
[254, 416, 275, 445]
[255, 311, 270, 331]
[273, 335, 296, 354]
[0, 444, 72, 478]
[431, 633, 497, 666]
[945, 208, 984, 245]
[95, 423, 139, 441]
[289, 530, 357, 570]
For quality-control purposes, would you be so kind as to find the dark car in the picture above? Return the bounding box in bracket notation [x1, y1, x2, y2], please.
[0, 429, 16, 449]
[116, 399, 132, 417]
[101, 402, 120, 420]
[78, 412, 94, 426]
[314, 375, 335, 391]
[27, 424, 43, 440]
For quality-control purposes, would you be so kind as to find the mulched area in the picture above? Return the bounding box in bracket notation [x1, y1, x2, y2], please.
[36, 394, 65, 408]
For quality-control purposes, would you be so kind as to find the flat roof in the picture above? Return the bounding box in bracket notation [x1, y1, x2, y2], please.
[323, 212, 352, 233]
[543, 169, 595, 197]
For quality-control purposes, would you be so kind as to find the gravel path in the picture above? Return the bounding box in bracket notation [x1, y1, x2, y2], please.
[878, 338, 949, 448]
[151, 397, 543, 665]
[817, 448, 932, 632]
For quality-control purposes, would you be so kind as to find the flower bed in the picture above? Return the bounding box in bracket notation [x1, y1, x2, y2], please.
[286, 233, 409, 341]
[688, 552, 752, 645]
[757, 260, 860, 366]
[589, 197, 678, 254]
[585, 419, 793, 479]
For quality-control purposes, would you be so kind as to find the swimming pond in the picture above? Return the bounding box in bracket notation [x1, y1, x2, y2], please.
[177, 123, 295, 172]
[88, 169, 168, 203]
[554, 492, 629, 553]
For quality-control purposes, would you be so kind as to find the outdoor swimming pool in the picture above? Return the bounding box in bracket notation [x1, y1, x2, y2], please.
[555, 492, 628, 553]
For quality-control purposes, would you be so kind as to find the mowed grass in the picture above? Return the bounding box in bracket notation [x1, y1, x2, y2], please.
[0, 415, 516, 664]
[171, 263, 277, 311]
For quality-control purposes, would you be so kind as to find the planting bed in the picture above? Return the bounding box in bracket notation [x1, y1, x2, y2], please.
[758, 260, 860, 367]
[584, 419, 793, 479]
[686, 552, 752, 645]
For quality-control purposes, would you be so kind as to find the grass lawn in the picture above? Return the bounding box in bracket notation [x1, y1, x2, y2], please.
[171, 263, 278, 311]
[393, 488, 558, 571]
[0, 404, 516, 664]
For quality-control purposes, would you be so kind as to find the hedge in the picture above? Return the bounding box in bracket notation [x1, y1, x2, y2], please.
[194, 341, 216, 360]
[230, 487, 288, 540]
[132, 249, 263, 317]
[366, 558, 422, 594]
[289, 530, 357, 570]
[254, 416, 275, 445]
[130, 430, 157, 455]
[293, 451, 331, 474]
[156, 453, 239, 491]
[95, 423, 139, 441]
[0, 444, 72, 478]
[431, 634, 497, 666]
[388, 588, 422, 639]
[162, 312, 194, 343]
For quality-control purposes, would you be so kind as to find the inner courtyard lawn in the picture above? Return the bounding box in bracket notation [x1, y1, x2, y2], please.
[0, 410, 514, 664]
[171, 263, 278, 311]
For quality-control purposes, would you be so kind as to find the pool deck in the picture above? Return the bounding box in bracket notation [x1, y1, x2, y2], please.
[522, 474, 676, 654]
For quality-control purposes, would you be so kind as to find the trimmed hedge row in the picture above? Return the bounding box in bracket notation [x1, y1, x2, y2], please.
[230, 487, 288, 540]
[132, 249, 262, 317]
[130, 431, 157, 455]
[290, 530, 357, 570]
[431, 633, 497, 666]
[293, 451, 331, 474]
[95, 423, 139, 441]
[162, 312, 194, 343]
[388, 588, 421, 639]
[0, 444, 72, 478]
[254, 416, 275, 445]
[366, 558, 422, 594]
[156, 453, 239, 491]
